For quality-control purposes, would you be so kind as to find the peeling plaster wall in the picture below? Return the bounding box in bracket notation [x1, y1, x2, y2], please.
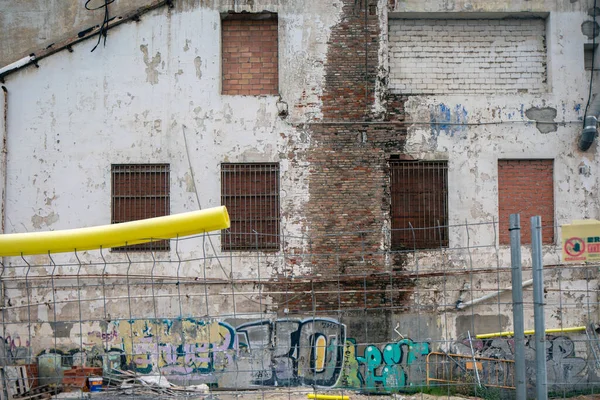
[383, 0, 600, 362]
[2, 0, 600, 391]
[0, 2, 340, 327]
[0, 0, 153, 67]
[390, 6, 598, 249]
[389, 0, 589, 13]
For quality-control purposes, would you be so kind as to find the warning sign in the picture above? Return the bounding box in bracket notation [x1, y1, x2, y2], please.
[562, 220, 600, 262]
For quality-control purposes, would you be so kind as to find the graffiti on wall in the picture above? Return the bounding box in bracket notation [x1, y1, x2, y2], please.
[340, 338, 430, 392]
[455, 334, 587, 391]
[119, 319, 237, 379]
[2, 318, 430, 391]
[0, 335, 31, 364]
[115, 317, 346, 387]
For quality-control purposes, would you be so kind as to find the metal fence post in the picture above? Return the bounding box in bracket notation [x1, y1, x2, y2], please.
[531, 215, 548, 400]
[510, 214, 527, 399]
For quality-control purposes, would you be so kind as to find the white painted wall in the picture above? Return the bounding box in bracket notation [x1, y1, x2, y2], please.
[385, 1, 600, 343]
[1, 0, 599, 358]
[389, 18, 547, 94]
[2, 2, 338, 273]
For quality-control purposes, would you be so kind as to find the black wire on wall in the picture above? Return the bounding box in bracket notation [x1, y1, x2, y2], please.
[85, 0, 115, 52]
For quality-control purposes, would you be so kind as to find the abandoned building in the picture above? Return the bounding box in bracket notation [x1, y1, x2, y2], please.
[0, 0, 599, 396]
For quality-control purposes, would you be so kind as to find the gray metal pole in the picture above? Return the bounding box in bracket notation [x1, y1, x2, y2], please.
[510, 214, 527, 399]
[531, 215, 548, 400]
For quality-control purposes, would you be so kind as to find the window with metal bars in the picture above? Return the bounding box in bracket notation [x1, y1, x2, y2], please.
[221, 163, 280, 251]
[111, 164, 170, 252]
[390, 160, 448, 250]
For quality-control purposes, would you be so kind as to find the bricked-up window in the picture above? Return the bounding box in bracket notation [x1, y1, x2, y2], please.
[388, 18, 547, 95]
[111, 164, 170, 251]
[498, 159, 554, 245]
[221, 13, 278, 95]
[221, 163, 280, 251]
[390, 160, 448, 250]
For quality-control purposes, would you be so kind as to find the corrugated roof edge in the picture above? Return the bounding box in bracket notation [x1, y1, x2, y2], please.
[0, 0, 173, 83]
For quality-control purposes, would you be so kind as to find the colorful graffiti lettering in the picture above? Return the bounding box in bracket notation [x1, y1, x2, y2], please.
[455, 334, 587, 392]
[87, 328, 119, 342]
[119, 319, 237, 382]
[2, 318, 429, 391]
[0, 335, 31, 364]
[117, 317, 345, 387]
[234, 318, 345, 387]
[343, 338, 430, 392]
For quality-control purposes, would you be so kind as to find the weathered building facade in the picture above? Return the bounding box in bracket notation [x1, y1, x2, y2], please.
[0, 0, 599, 394]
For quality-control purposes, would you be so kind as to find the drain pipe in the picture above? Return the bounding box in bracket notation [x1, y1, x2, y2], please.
[455, 279, 533, 310]
[581, 1, 599, 151]
[580, 95, 600, 151]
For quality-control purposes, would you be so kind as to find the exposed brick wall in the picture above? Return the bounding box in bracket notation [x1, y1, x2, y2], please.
[389, 19, 547, 94]
[272, 1, 411, 313]
[221, 17, 278, 96]
[320, 0, 380, 120]
[498, 159, 554, 245]
[268, 275, 413, 315]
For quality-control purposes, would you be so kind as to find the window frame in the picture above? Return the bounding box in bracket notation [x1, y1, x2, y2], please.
[111, 164, 170, 252]
[221, 162, 280, 251]
[389, 159, 449, 250]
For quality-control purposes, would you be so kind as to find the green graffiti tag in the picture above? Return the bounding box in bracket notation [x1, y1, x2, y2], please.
[345, 338, 430, 392]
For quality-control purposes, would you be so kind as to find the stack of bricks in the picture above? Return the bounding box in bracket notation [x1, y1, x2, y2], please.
[221, 17, 278, 96]
[389, 18, 547, 94]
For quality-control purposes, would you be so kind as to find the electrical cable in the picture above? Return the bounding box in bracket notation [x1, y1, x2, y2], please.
[584, 0, 598, 124]
[85, 0, 115, 52]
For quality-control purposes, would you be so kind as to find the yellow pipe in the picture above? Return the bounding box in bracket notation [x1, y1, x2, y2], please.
[307, 395, 349, 400]
[476, 326, 586, 339]
[0, 206, 230, 256]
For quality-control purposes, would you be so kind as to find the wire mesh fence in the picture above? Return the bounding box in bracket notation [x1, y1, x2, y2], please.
[0, 219, 598, 399]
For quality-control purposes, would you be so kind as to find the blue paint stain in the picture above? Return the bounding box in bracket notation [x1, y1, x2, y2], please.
[143, 321, 152, 336]
[575, 103, 582, 112]
[163, 319, 174, 335]
[430, 103, 468, 137]
[439, 103, 451, 132]
[520, 104, 524, 118]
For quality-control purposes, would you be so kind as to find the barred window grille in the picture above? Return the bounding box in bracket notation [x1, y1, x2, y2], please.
[390, 160, 448, 250]
[111, 164, 170, 252]
[221, 163, 280, 251]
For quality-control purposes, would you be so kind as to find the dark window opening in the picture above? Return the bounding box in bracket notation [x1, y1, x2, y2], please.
[390, 160, 449, 250]
[221, 163, 280, 251]
[111, 164, 170, 252]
